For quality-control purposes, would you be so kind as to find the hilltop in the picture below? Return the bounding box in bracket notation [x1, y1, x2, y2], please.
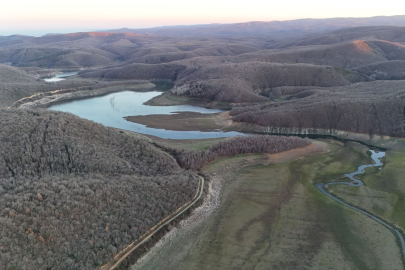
[108, 15, 405, 36]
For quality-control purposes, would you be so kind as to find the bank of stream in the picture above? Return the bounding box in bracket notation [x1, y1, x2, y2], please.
[316, 150, 405, 264]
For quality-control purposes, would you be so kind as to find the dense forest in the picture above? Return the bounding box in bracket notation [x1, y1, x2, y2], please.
[0, 109, 198, 269]
[230, 81, 405, 137]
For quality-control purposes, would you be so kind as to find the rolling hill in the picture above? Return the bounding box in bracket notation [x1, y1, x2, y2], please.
[2, 15, 405, 269]
[108, 15, 405, 37]
[0, 109, 199, 269]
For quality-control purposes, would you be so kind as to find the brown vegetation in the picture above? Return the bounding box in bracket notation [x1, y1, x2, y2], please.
[354, 60, 405, 80]
[0, 109, 199, 269]
[2, 18, 405, 268]
[171, 62, 369, 102]
[0, 64, 37, 83]
[230, 80, 405, 137]
[162, 135, 311, 170]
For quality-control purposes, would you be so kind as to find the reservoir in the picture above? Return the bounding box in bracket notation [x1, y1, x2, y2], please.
[49, 90, 243, 139]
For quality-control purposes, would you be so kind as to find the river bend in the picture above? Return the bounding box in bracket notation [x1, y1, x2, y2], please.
[316, 150, 405, 264]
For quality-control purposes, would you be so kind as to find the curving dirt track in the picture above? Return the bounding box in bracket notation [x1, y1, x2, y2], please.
[100, 176, 204, 270]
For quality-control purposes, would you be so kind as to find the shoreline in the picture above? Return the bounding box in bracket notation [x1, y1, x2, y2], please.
[9, 81, 155, 109]
[8, 84, 395, 152]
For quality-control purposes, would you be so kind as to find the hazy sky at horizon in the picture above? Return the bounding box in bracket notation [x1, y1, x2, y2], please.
[1, 0, 405, 36]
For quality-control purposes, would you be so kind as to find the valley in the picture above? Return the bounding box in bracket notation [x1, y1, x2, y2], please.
[1, 15, 405, 269]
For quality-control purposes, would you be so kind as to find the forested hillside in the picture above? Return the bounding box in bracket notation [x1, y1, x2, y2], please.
[230, 81, 405, 137]
[2, 16, 405, 269]
[0, 109, 198, 269]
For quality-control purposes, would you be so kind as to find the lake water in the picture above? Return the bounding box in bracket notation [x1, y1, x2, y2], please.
[49, 91, 243, 139]
[44, 71, 78, 82]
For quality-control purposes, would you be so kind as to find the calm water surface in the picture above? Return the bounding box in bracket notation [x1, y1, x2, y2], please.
[49, 91, 243, 139]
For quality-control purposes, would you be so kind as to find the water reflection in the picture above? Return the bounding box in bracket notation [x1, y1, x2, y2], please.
[49, 91, 243, 139]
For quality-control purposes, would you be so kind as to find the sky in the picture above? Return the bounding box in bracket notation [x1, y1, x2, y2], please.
[1, 0, 405, 36]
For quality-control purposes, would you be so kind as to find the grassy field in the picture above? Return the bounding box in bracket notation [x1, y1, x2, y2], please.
[132, 139, 404, 270]
[329, 138, 405, 231]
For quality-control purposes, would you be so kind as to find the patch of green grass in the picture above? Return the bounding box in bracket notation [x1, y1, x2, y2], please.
[287, 140, 370, 185]
[361, 150, 405, 228]
[136, 139, 404, 270]
[322, 203, 375, 270]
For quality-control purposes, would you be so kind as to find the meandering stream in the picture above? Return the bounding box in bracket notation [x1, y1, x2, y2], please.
[316, 150, 405, 263]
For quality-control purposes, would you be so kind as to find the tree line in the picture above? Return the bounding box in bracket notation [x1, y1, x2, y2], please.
[161, 135, 311, 171]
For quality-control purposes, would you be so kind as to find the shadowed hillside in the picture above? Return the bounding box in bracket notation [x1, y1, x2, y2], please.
[80, 60, 369, 103]
[171, 62, 369, 102]
[230, 80, 405, 137]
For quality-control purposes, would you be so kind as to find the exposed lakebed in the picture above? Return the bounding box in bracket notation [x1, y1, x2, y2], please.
[49, 90, 243, 139]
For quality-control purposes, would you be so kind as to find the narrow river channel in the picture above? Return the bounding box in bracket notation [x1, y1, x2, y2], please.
[316, 150, 405, 264]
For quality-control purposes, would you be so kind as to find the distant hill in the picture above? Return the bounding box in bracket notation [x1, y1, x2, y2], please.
[0, 32, 156, 68]
[283, 26, 405, 46]
[108, 15, 405, 37]
[2, 16, 405, 69]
